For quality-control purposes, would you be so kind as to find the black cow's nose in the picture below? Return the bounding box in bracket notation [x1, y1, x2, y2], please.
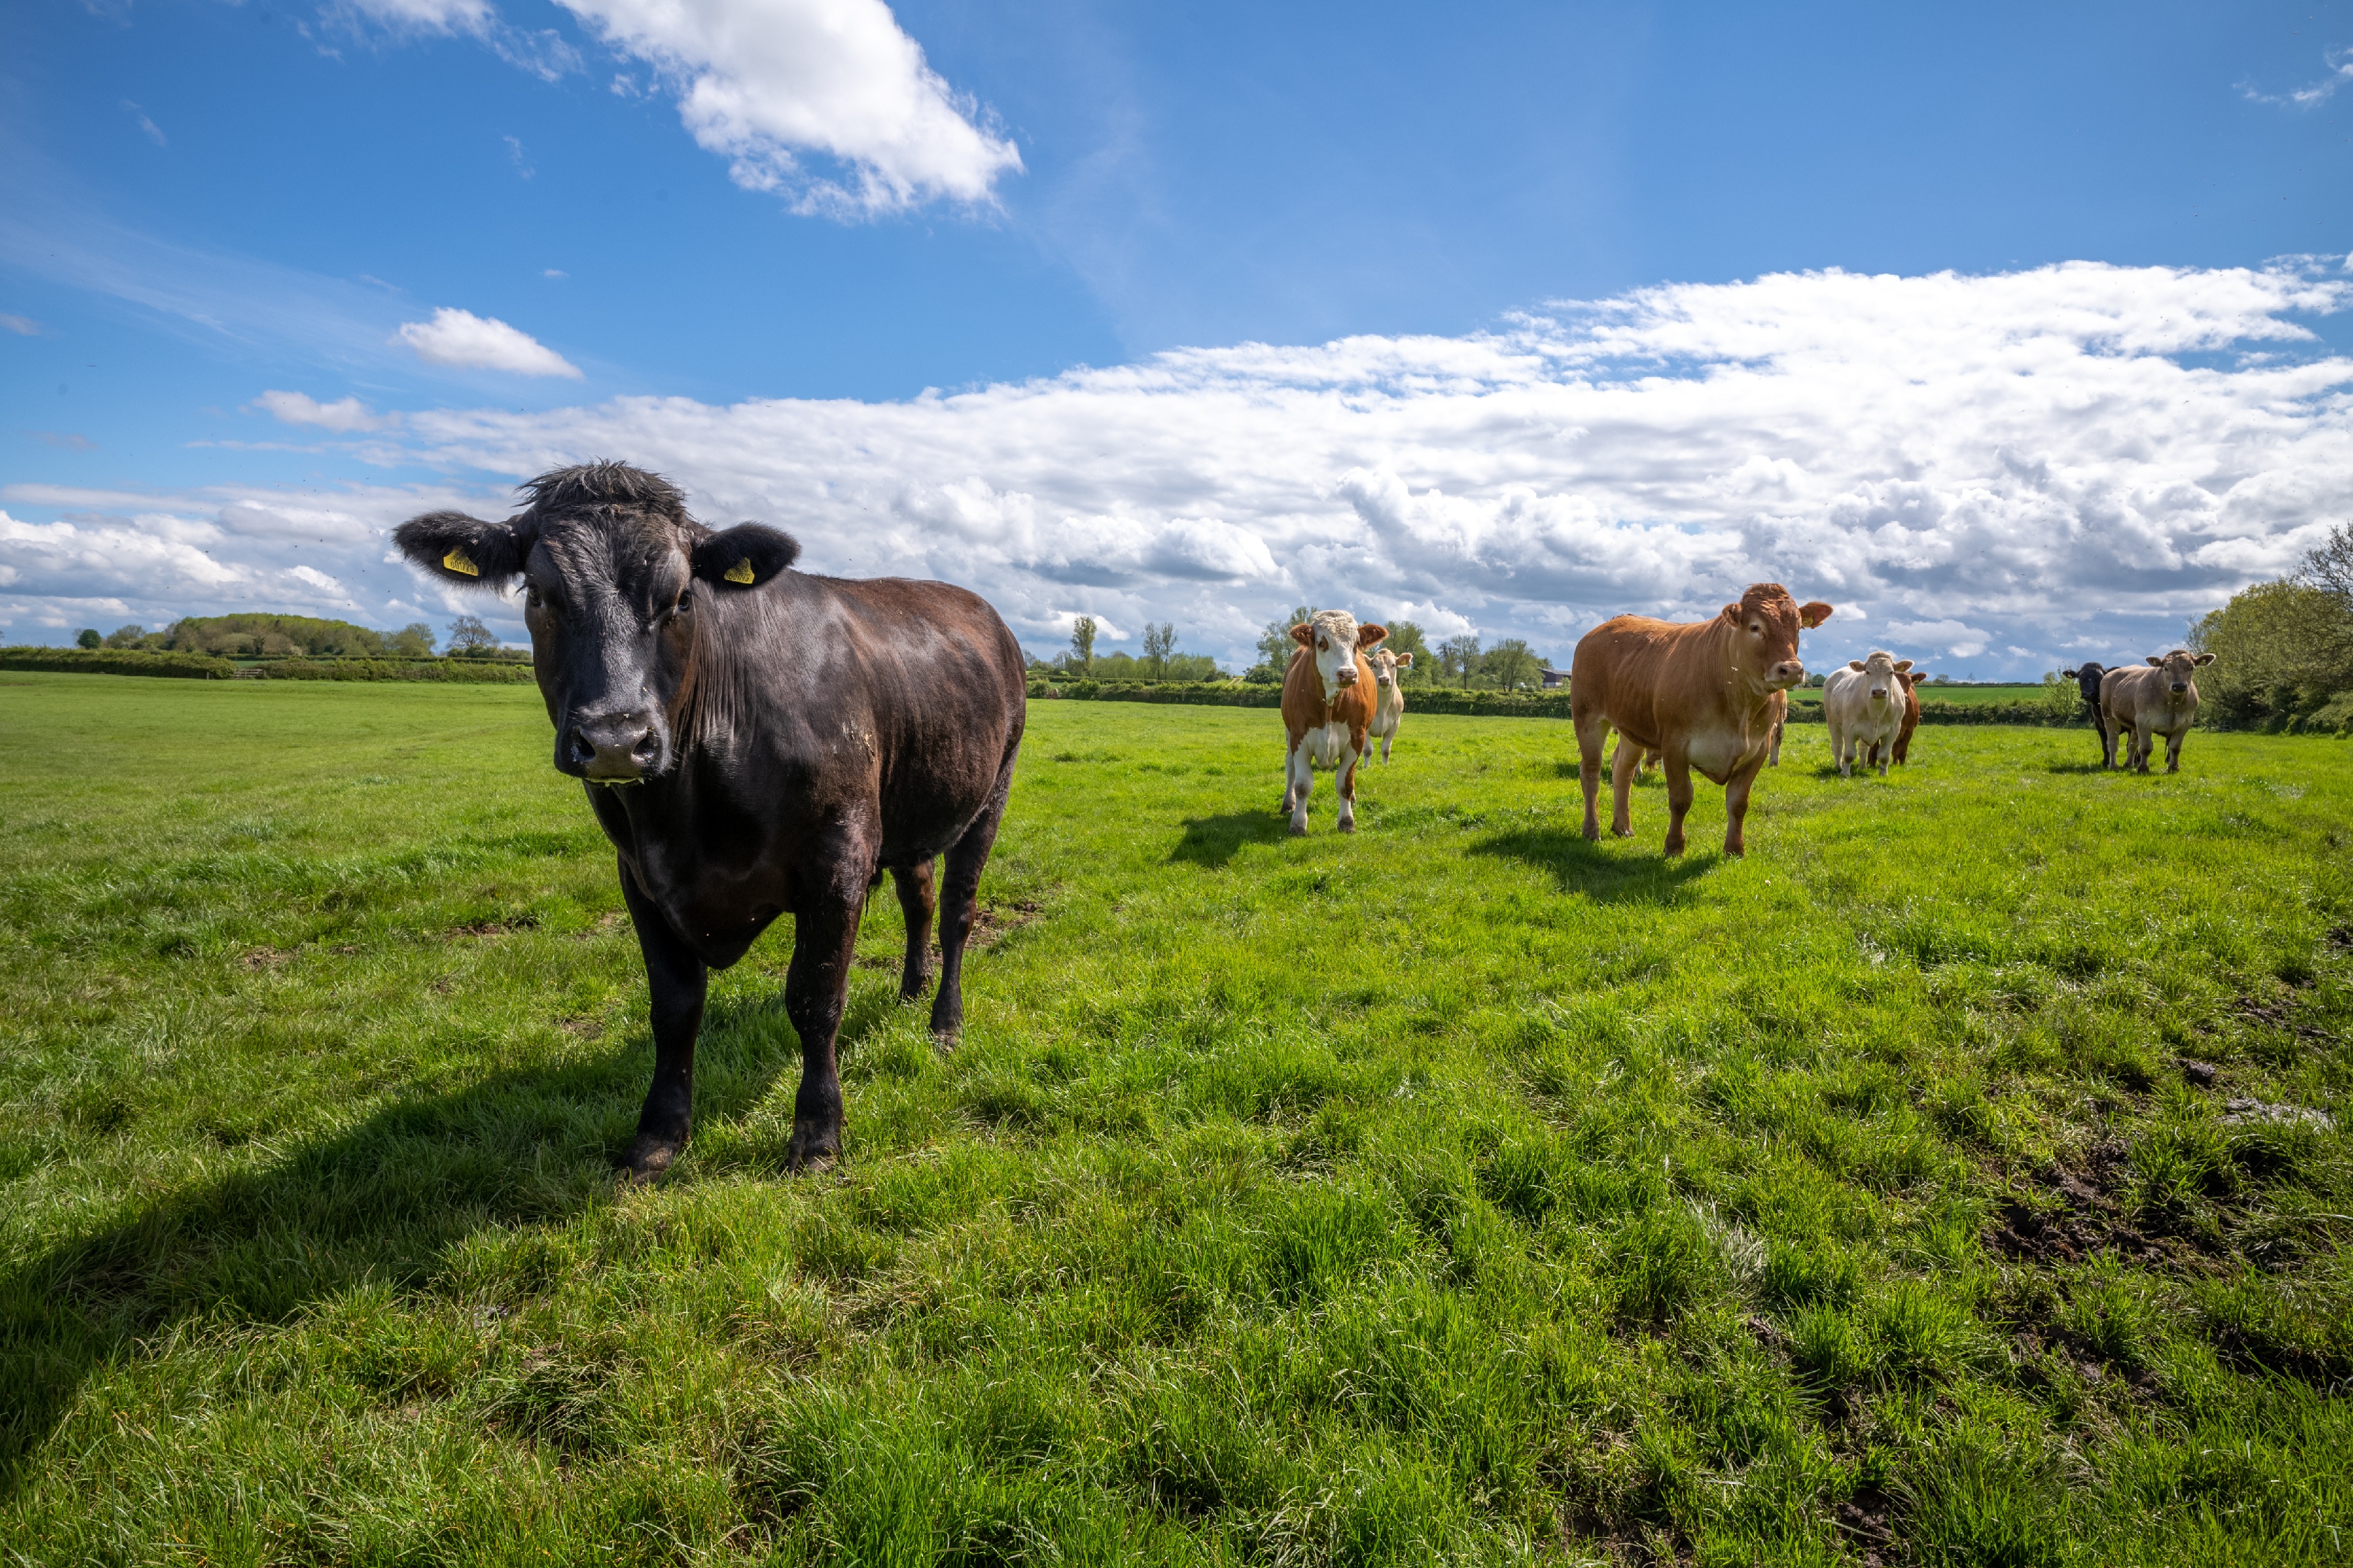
[567, 710, 659, 781]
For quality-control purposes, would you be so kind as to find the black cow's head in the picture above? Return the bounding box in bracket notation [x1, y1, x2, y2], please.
[2061, 663, 2107, 703]
[393, 462, 798, 784]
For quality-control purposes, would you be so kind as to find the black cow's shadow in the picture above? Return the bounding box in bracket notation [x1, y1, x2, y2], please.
[1468, 826, 1716, 904]
[1169, 811, 1288, 869]
[0, 993, 798, 1497]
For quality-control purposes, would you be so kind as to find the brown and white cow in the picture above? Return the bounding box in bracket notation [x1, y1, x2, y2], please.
[1281, 610, 1387, 833]
[2101, 649, 2214, 773]
[1367, 646, 1413, 762]
[1824, 650, 1913, 778]
[1571, 583, 1832, 856]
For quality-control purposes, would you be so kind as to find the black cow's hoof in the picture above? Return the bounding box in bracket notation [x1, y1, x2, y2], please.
[620, 1131, 685, 1182]
[786, 1121, 841, 1173]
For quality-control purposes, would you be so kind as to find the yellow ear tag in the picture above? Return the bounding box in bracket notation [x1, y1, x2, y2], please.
[442, 548, 480, 577]
[723, 558, 756, 585]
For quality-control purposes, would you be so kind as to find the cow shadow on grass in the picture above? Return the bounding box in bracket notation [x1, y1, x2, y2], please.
[1467, 826, 1716, 904]
[1169, 811, 1289, 869]
[0, 989, 805, 1498]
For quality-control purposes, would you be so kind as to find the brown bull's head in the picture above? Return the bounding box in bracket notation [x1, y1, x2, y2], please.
[393, 462, 798, 784]
[1722, 583, 1833, 694]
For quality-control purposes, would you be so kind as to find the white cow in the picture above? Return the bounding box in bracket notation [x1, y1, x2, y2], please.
[1366, 647, 1413, 761]
[1822, 649, 1913, 778]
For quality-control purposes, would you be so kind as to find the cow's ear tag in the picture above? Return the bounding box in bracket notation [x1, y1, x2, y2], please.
[442, 548, 479, 577]
[724, 558, 756, 585]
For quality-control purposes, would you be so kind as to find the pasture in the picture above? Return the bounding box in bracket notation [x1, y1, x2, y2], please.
[1, 673, 2349, 1567]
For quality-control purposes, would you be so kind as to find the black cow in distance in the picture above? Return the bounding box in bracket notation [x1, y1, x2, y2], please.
[2061, 663, 2111, 758]
[395, 463, 1026, 1176]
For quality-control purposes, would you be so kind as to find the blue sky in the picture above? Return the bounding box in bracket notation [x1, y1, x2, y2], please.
[3, 0, 2350, 671]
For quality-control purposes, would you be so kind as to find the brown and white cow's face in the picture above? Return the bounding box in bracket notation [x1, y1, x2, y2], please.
[1843, 649, 1913, 708]
[1369, 648, 1412, 689]
[2146, 648, 2215, 697]
[1720, 583, 1832, 694]
[1291, 612, 1387, 701]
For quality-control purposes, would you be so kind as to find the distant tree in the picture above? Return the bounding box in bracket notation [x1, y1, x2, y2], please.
[1069, 615, 1097, 675]
[389, 622, 436, 658]
[447, 614, 501, 657]
[1142, 620, 1176, 680]
[103, 624, 147, 649]
[1438, 634, 1482, 689]
[75, 628, 101, 649]
[2303, 520, 2353, 610]
[1483, 638, 1541, 692]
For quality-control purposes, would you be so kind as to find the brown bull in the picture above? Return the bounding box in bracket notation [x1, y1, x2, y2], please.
[1571, 584, 1832, 856]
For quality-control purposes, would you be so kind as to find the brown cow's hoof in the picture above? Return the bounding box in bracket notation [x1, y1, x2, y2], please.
[1337, 818, 1356, 834]
[620, 1132, 685, 1183]
[1288, 823, 1306, 837]
[786, 1120, 841, 1173]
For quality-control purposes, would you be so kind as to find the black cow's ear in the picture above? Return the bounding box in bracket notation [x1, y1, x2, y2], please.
[692, 523, 799, 589]
[2061, 667, 2078, 679]
[393, 511, 533, 587]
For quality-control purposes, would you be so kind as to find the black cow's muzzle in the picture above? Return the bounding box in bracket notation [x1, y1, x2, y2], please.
[563, 708, 664, 784]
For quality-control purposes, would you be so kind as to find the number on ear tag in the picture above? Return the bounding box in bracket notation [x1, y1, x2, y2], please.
[442, 548, 480, 577]
[724, 558, 756, 584]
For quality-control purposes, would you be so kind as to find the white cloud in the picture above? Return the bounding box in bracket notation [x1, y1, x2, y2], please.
[2241, 50, 2353, 108]
[1882, 619, 1991, 659]
[552, 0, 1022, 215]
[252, 390, 401, 433]
[393, 308, 582, 377]
[0, 313, 38, 335]
[120, 101, 166, 147]
[338, 0, 1016, 216]
[8, 263, 2352, 673]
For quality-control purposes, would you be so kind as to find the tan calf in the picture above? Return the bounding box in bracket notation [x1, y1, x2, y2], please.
[2102, 650, 2214, 773]
[1281, 611, 1387, 833]
[1367, 647, 1413, 762]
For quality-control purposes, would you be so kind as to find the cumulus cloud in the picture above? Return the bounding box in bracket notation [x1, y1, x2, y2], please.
[0, 480, 519, 642]
[393, 308, 582, 377]
[253, 390, 401, 433]
[9, 263, 2352, 673]
[553, 0, 1021, 214]
[340, 0, 1017, 216]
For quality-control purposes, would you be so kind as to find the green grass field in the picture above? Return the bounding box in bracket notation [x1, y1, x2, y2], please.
[2, 673, 2349, 1567]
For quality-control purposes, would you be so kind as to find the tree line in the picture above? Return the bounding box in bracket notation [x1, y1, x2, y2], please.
[2187, 522, 2353, 732]
[73, 614, 519, 661]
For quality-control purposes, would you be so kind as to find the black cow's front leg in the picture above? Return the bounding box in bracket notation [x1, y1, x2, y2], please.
[618, 862, 707, 1180]
[891, 860, 936, 1003]
[785, 874, 865, 1171]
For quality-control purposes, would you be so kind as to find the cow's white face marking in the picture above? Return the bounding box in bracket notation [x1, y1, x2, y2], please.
[1298, 610, 1363, 702]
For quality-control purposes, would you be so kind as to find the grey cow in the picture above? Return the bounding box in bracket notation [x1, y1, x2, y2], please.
[2100, 650, 2215, 774]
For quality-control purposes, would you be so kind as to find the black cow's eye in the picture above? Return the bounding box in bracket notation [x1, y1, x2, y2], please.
[672, 589, 692, 617]
[526, 585, 544, 610]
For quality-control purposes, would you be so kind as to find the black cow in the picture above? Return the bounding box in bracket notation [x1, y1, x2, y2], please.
[395, 463, 1025, 1176]
[2061, 663, 2110, 757]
